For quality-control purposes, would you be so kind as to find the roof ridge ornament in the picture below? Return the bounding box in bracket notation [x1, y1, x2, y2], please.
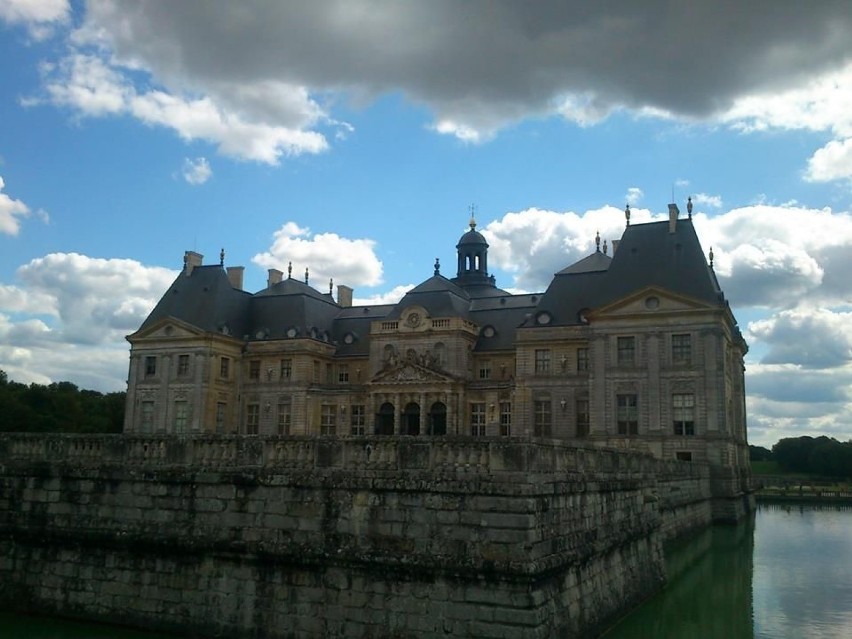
[687, 196, 693, 220]
[603, 239, 608, 255]
[434, 257, 440, 276]
[625, 204, 631, 227]
[469, 203, 477, 230]
[219, 248, 225, 266]
[595, 230, 601, 252]
[287, 261, 292, 279]
[305, 267, 309, 285]
[709, 246, 714, 268]
[329, 278, 333, 295]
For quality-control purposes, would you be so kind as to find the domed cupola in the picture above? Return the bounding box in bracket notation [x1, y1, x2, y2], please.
[453, 215, 491, 288]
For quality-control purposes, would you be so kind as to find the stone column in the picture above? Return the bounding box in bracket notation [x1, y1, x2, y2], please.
[419, 392, 427, 435]
[193, 352, 204, 432]
[394, 393, 402, 435]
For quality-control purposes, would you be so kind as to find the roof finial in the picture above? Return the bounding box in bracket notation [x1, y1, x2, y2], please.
[219, 248, 225, 266]
[709, 246, 714, 268]
[329, 278, 333, 295]
[603, 239, 608, 255]
[687, 196, 693, 219]
[595, 230, 601, 252]
[625, 204, 631, 227]
[305, 267, 309, 284]
[469, 203, 477, 230]
[434, 257, 440, 276]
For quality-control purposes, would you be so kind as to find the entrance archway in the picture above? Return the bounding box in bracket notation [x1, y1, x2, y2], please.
[402, 402, 420, 436]
[375, 402, 394, 435]
[429, 402, 447, 436]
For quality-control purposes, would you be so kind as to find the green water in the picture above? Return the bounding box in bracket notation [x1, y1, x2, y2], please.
[3, 505, 850, 637]
[604, 504, 852, 639]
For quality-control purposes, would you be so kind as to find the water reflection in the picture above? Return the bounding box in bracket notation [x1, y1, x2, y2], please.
[604, 505, 852, 639]
[603, 517, 755, 639]
[753, 505, 852, 639]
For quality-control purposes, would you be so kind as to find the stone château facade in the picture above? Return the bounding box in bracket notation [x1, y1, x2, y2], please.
[124, 200, 749, 470]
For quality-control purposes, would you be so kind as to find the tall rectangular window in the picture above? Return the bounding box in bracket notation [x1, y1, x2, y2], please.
[173, 400, 188, 432]
[140, 401, 154, 433]
[326, 363, 334, 384]
[577, 348, 589, 372]
[320, 404, 336, 435]
[499, 402, 512, 436]
[350, 405, 366, 436]
[617, 394, 638, 435]
[220, 357, 230, 379]
[144, 356, 157, 377]
[215, 402, 226, 434]
[470, 403, 486, 436]
[672, 334, 692, 365]
[673, 393, 695, 436]
[617, 336, 635, 366]
[576, 399, 590, 438]
[338, 364, 349, 383]
[534, 400, 552, 437]
[534, 349, 551, 374]
[277, 399, 291, 435]
[249, 360, 261, 380]
[280, 358, 292, 380]
[478, 360, 491, 380]
[245, 403, 260, 435]
[177, 354, 190, 377]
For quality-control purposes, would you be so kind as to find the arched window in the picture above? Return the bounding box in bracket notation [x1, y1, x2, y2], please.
[429, 402, 447, 436]
[403, 402, 420, 436]
[375, 402, 394, 435]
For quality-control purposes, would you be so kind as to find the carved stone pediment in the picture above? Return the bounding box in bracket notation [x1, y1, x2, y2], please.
[371, 362, 455, 385]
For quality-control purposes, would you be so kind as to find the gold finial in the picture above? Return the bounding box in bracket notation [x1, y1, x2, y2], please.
[595, 230, 601, 252]
[687, 196, 693, 219]
[625, 204, 631, 227]
[305, 267, 309, 284]
[287, 261, 292, 278]
[219, 248, 225, 266]
[709, 246, 714, 268]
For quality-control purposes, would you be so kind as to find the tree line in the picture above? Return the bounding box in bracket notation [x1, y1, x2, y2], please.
[751, 436, 852, 480]
[0, 370, 125, 434]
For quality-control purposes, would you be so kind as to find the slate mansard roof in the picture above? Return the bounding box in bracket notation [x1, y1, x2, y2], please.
[131, 210, 735, 353]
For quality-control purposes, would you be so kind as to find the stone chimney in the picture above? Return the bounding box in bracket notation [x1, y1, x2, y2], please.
[267, 268, 283, 287]
[611, 240, 619, 256]
[226, 266, 244, 290]
[337, 284, 353, 308]
[668, 203, 680, 233]
[184, 251, 203, 276]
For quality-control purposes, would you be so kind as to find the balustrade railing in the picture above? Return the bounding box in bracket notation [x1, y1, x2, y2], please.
[0, 433, 709, 480]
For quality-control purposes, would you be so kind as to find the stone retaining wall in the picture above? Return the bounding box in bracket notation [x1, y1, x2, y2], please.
[0, 434, 716, 638]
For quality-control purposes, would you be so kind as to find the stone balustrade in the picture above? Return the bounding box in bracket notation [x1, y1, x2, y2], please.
[0, 433, 708, 482]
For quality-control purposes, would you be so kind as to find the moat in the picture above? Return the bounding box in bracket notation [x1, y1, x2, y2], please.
[4, 504, 849, 638]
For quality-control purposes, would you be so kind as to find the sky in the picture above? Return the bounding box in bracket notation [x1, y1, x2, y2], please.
[2, 1, 852, 447]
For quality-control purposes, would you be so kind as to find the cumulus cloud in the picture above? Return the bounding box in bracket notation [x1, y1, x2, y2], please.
[0, 253, 178, 391]
[692, 193, 723, 209]
[253, 222, 384, 289]
[34, 53, 329, 163]
[18, 1, 841, 149]
[353, 284, 414, 307]
[14, 253, 177, 345]
[748, 309, 852, 369]
[0, 176, 33, 236]
[181, 157, 211, 185]
[695, 204, 852, 308]
[625, 187, 643, 205]
[0, 0, 69, 39]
